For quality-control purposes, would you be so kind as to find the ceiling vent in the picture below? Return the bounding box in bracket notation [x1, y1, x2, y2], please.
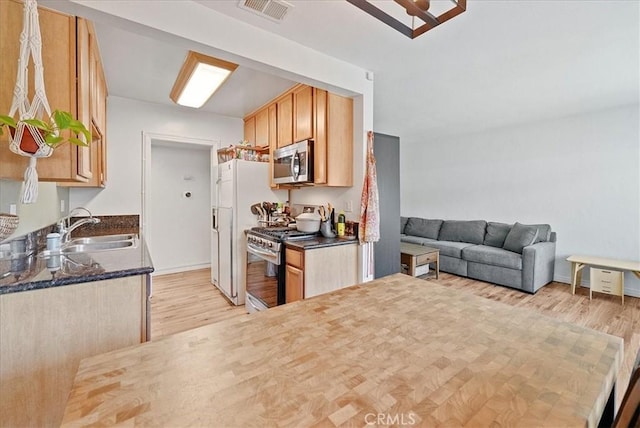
[238, 0, 293, 22]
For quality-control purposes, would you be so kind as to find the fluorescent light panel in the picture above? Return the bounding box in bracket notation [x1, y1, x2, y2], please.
[170, 51, 238, 108]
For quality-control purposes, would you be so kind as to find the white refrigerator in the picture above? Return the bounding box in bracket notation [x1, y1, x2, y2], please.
[211, 159, 286, 305]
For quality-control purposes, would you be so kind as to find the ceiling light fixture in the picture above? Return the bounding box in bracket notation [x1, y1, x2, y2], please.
[346, 0, 466, 39]
[170, 51, 238, 108]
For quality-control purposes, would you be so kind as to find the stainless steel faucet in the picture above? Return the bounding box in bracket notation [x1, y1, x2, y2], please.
[58, 207, 101, 244]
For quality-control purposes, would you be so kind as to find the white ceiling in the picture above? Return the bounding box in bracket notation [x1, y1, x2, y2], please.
[89, 0, 638, 140]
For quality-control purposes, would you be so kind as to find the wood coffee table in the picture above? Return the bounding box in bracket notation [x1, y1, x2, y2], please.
[401, 242, 439, 279]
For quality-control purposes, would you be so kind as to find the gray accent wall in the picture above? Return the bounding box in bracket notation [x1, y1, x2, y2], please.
[373, 132, 400, 279]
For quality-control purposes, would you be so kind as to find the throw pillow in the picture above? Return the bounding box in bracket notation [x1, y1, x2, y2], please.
[524, 223, 552, 243]
[503, 222, 539, 254]
[401, 216, 408, 234]
[404, 218, 443, 239]
[438, 220, 487, 245]
[484, 222, 512, 248]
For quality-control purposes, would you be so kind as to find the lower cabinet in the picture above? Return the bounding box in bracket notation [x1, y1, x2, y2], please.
[285, 247, 304, 303]
[285, 244, 358, 302]
[0, 275, 149, 427]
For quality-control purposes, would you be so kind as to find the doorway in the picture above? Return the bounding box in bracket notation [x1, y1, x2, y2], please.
[142, 133, 217, 275]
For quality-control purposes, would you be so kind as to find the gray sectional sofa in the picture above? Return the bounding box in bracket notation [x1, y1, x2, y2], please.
[401, 217, 556, 293]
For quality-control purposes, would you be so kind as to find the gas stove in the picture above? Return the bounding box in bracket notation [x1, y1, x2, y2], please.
[249, 227, 318, 242]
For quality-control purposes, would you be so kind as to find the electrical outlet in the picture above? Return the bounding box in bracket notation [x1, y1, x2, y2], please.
[60, 199, 65, 213]
[345, 200, 353, 212]
[9, 204, 17, 215]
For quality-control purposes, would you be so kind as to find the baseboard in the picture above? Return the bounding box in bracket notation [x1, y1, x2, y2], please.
[152, 263, 211, 277]
[554, 274, 640, 298]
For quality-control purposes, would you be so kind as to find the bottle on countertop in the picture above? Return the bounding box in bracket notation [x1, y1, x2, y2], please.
[337, 211, 346, 237]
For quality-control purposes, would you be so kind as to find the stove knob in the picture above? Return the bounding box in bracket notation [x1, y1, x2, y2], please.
[268, 242, 273, 248]
[258, 239, 263, 246]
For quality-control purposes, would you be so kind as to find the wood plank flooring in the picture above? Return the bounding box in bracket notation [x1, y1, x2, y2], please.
[150, 269, 247, 339]
[151, 268, 640, 409]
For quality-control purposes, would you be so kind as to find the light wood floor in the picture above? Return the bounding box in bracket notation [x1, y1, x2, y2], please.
[150, 269, 247, 339]
[151, 268, 640, 408]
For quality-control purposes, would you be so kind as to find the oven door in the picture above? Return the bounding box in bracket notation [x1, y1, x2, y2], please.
[246, 242, 281, 312]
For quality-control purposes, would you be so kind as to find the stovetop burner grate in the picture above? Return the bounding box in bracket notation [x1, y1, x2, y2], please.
[250, 227, 318, 241]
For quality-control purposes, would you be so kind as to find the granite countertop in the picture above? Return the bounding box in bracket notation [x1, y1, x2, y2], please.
[0, 225, 153, 296]
[285, 236, 358, 250]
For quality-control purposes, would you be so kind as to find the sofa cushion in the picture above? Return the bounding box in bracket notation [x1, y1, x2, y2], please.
[525, 223, 552, 243]
[425, 241, 474, 258]
[405, 218, 443, 240]
[401, 235, 437, 246]
[438, 220, 487, 245]
[503, 222, 538, 254]
[401, 216, 408, 234]
[462, 245, 522, 270]
[483, 222, 512, 248]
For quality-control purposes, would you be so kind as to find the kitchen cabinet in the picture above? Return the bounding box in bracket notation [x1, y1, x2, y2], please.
[0, 2, 107, 186]
[244, 106, 272, 148]
[0, 1, 83, 182]
[244, 83, 353, 188]
[254, 107, 270, 148]
[276, 93, 293, 148]
[285, 247, 304, 303]
[293, 84, 313, 142]
[61, 18, 108, 188]
[314, 90, 353, 187]
[285, 244, 358, 301]
[0, 274, 149, 427]
[243, 115, 256, 146]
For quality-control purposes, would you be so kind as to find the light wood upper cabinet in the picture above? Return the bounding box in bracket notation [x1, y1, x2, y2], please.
[60, 18, 108, 188]
[276, 93, 293, 148]
[314, 89, 328, 185]
[76, 18, 93, 180]
[243, 116, 256, 146]
[293, 85, 313, 142]
[244, 83, 353, 188]
[0, 2, 107, 185]
[254, 107, 269, 148]
[0, 0, 84, 182]
[244, 107, 272, 149]
[268, 104, 277, 188]
[326, 92, 353, 187]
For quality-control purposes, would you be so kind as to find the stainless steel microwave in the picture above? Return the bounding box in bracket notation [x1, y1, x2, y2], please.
[273, 139, 314, 185]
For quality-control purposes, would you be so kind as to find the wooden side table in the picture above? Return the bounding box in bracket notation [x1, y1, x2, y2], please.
[401, 242, 440, 279]
[567, 255, 640, 304]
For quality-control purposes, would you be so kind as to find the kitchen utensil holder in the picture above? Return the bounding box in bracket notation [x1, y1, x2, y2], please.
[320, 219, 335, 238]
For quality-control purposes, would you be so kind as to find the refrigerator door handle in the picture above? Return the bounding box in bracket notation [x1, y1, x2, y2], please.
[228, 214, 236, 298]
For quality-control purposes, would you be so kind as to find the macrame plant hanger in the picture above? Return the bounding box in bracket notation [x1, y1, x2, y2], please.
[8, 0, 56, 204]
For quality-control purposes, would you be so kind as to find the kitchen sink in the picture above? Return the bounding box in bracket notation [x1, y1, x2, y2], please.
[38, 233, 138, 257]
[61, 240, 135, 253]
[68, 234, 137, 245]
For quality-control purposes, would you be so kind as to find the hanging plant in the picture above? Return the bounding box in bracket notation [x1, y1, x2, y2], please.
[2, 0, 94, 204]
[0, 110, 90, 152]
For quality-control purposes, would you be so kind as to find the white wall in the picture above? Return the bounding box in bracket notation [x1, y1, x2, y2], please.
[401, 104, 640, 296]
[149, 144, 211, 274]
[0, 181, 68, 240]
[69, 96, 242, 214]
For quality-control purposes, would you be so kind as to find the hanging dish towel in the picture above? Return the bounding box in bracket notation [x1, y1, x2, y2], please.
[7, 0, 55, 204]
[359, 131, 380, 245]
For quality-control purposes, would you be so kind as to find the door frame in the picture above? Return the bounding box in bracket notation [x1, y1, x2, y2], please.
[141, 132, 219, 272]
